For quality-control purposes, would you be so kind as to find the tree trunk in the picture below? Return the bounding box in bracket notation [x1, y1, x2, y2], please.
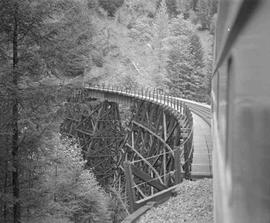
[3, 157, 8, 223]
[12, 3, 21, 223]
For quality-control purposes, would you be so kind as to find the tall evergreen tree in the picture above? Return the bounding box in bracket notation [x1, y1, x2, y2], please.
[166, 36, 192, 97]
[188, 34, 205, 100]
[0, 1, 94, 222]
[152, 0, 169, 86]
[167, 16, 205, 100]
[196, 0, 212, 30]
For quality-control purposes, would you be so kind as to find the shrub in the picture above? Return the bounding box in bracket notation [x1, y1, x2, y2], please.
[35, 136, 111, 223]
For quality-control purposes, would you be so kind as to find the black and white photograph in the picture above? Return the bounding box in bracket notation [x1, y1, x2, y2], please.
[0, 0, 269, 222]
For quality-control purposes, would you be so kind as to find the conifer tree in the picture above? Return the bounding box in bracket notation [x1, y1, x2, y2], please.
[166, 16, 205, 100]
[0, 1, 93, 222]
[189, 34, 205, 100]
[152, 0, 169, 86]
[196, 0, 212, 30]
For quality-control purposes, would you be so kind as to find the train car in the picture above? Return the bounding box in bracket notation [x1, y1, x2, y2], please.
[213, 0, 270, 222]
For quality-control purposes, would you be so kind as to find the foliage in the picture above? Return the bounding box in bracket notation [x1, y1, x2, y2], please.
[151, 0, 170, 87]
[44, 137, 110, 222]
[0, 1, 96, 222]
[176, 0, 194, 19]
[170, 14, 194, 36]
[166, 0, 178, 17]
[202, 43, 214, 102]
[84, 0, 215, 100]
[22, 136, 111, 222]
[85, 1, 171, 90]
[166, 16, 206, 101]
[196, 0, 217, 30]
[0, 0, 216, 221]
[98, 0, 124, 17]
[153, 0, 170, 48]
[124, 0, 158, 18]
[0, 0, 94, 79]
[108, 187, 129, 223]
[157, 0, 178, 17]
[42, 2, 94, 77]
[189, 34, 204, 74]
[196, 0, 211, 30]
[166, 35, 192, 97]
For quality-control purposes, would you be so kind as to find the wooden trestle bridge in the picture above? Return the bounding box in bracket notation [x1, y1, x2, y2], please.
[60, 85, 212, 212]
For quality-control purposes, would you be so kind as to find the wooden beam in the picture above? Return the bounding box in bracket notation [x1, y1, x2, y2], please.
[122, 202, 155, 223]
[126, 143, 163, 182]
[174, 147, 182, 184]
[131, 165, 167, 191]
[124, 162, 136, 213]
[135, 185, 178, 208]
[132, 120, 174, 154]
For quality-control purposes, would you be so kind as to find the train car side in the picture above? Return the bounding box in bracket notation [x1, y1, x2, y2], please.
[213, 0, 270, 222]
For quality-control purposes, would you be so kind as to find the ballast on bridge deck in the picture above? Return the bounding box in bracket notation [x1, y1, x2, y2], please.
[191, 113, 212, 178]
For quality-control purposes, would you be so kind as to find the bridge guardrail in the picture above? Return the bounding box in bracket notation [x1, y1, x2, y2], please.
[84, 84, 210, 114]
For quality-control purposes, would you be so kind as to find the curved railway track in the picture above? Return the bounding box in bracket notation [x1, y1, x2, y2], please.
[173, 98, 211, 126]
[184, 104, 211, 126]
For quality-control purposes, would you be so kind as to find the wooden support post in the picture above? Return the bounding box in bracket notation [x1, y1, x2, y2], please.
[163, 112, 167, 140]
[163, 112, 167, 185]
[163, 148, 166, 183]
[151, 171, 154, 195]
[174, 126, 182, 184]
[181, 102, 183, 114]
[163, 94, 166, 104]
[124, 161, 136, 213]
[131, 128, 135, 150]
[175, 146, 182, 184]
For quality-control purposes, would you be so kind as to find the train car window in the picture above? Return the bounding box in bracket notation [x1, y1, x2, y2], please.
[212, 71, 219, 119]
[217, 58, 230, 150]
[225, 56, 233, 163]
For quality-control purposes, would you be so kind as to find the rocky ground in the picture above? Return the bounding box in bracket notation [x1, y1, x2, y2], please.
[137, 179, 213, 223]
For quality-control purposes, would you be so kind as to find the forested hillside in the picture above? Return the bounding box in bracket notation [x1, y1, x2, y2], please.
[0, 0, 216, 222]
[84, 0, 216, 102]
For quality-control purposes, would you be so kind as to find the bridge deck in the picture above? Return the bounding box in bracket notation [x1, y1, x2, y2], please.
[191, 113, 212, 178]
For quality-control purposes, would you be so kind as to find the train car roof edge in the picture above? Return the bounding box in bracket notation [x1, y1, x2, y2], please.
[213, 0, 261, 74]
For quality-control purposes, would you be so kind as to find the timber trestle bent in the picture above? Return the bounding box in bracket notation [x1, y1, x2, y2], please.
[61, 86, 195, 212]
